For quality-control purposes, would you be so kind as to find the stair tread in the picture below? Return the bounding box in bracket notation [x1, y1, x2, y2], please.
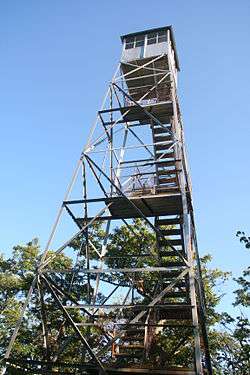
[157, 187, 180, 193]
[113, 353, 143, 358]
[160, 239, 183, 246]
[160, 229, 182, 236]
[157, 169, 181, 176]
[154, 135, 173, 142]
[156, 218, 181, 226]
[161, 261, 186, 267]
[119, 344, 145, 349]
[155, 152, 175, 160]
[159, 250, 185, 257]
[162, 281, 186, 288]
[164, 291, 187, 298]
[153, 127, 172, 135]
[155, 143, 174, 151]
[123, 328, 145, 333]
[155, 162, 176, 168]
[158, 177, 177, 184]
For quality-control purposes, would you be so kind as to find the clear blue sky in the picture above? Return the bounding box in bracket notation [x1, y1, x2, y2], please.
[0, 1, 249, 313]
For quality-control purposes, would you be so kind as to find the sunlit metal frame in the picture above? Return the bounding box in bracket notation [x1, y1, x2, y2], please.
[2, 29, 212, 375]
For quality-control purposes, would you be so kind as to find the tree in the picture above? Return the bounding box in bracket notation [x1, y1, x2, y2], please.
[0, 239, 94, 367]
[0, 225, 249, 373]
[234, 231, 250, 308]
[208, 232, 250, 374]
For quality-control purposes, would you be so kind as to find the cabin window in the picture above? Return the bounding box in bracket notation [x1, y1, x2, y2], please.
[135, 35, 144, 47]
[147, 31, 167, 45]
[147, 32, 157, 45]
[125, 36, 135, 49]
[124, 30, 167, 50]
[125, 35, 145, 49]
[158, 31, 167, 43]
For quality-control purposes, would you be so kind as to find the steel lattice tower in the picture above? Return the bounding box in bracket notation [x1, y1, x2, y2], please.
[3, 26, 212, 375]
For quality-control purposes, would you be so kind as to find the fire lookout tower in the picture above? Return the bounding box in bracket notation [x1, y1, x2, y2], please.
[3, 27, 212, 375]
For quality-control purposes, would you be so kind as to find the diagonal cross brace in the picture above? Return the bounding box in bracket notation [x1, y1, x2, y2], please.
[41, 275, 106, 374]
[96, 267, 189, 358]
[1, 277, 38, 375]
[112, 82, 179, 142]
[39, 203, 112, 270]
[114, 54, 167, 81]
[84, 154, 189, 267]
[130, 268, 189, 324]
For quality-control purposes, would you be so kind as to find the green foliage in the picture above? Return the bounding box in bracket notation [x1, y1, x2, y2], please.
[209, 232, 250, 374]
[0, 227, 249, 374]
[234, 232, 250, 307]
[200, 254, 231, 326]
[0, 239, 91, 364]
[0, 240, 41, 359]
[212, 315, 250, 374]
[105, 219, 157, 290]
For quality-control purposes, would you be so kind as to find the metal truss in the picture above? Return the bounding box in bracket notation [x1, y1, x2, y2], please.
[2, 30, 212, 375]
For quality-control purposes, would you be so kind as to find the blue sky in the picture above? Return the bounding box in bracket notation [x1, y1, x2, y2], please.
[0, 1, 249, 313]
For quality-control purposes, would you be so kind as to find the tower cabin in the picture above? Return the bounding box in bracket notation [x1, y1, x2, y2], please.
[121, 26, 179, 72]
[120, 26, 180, 124]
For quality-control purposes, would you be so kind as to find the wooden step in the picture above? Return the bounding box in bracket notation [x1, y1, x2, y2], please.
[159, 250, 185, 257]
[119, 344, 144, 349]
[160, 229, 182, 236]
[113, 353, 142, 358]
[161, 261, 186, 268]
[164, 291, 187, 298]
[160, 284, 187, 292]
[122, 336, 144, 341]
[151, 368, 195, 374]
[162, 281, 187, 288]
[158, 177, 177, 184]
[154, 135, 173, 143]
[160, 256, 185, 264]
[160, 270, 185, 278]
[157, 169, 180, 176]
[155, 143, 174, 151]
[123, 328, 145, 334]
[156, 218, 182, 226]
[155, 152, 175, 160]
[153, 126, 172, 135]
[159, 304, 192, 321]
[155, 161, 176, 168]
[157, 187, 180, 194]
[160, 239, 183, 246]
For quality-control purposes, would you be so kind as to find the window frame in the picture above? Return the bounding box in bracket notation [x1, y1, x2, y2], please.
[157, 31, 167, 43]
[125, 36, 135, 50]
[147, 32, 157, 45]
[134, 35, 145, 48]
[124, 30, 168, 50]
[146, 30, 168, 46]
